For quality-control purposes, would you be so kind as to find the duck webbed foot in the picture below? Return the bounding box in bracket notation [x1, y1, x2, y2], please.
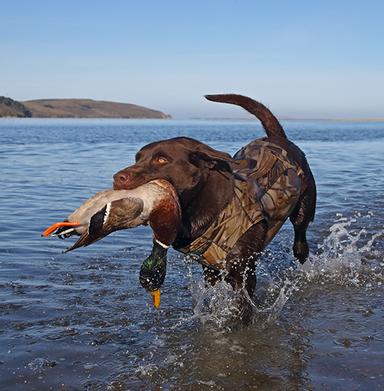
[139, 240, 168, 308]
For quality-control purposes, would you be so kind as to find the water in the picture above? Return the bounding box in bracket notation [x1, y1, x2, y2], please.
[0, 118, 383, 390]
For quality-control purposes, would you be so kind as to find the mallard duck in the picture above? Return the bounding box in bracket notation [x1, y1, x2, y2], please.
[42, 179, 181, 308]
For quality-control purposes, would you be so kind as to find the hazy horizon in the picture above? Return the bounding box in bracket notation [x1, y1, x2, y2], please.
[1, 1, 383, 119]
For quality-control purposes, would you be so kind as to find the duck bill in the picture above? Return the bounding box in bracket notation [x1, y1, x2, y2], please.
[41, 221, 80, 237]
[150, 289, 161, 309]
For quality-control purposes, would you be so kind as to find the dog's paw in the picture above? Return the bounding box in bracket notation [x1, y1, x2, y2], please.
[293, 240, 309, 264]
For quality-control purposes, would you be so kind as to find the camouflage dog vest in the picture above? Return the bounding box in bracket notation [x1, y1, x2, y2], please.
[180, 140, 304, 268]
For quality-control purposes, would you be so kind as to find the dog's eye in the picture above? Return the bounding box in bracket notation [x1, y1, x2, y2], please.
[154, 156, 169, 165]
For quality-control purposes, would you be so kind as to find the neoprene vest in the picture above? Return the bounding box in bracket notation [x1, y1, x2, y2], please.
[179, 140, 304, 268]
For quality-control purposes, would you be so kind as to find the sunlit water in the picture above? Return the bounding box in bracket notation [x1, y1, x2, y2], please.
[0, 119, 383, 390]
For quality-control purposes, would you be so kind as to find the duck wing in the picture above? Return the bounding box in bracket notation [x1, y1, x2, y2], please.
[65, 197, 144, 252]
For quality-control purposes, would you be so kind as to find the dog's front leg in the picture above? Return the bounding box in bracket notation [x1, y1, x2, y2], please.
[224, 220, 268, 295]
[224, 220, 268, 323]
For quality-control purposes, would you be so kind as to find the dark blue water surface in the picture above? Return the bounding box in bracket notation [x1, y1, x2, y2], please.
[0, 119, 383, 390]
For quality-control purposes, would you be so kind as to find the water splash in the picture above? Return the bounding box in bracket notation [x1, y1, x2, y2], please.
[186, 213, 384, 328]
[191, 279, 245, 329]
[299, 213, 384, 287]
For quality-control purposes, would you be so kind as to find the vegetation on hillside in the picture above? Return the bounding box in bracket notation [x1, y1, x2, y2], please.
[0, 96, 32, 117]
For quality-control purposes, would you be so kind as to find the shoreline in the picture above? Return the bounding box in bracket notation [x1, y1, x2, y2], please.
[1, 116, 383, 123]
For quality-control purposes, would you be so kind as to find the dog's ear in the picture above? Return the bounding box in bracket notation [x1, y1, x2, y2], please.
[189, 147, 234, 173]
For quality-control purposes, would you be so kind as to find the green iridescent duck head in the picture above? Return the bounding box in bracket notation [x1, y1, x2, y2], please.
[139, 240, 168, 308]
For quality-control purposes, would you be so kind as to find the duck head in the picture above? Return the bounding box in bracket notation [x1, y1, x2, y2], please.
[139, 240, 168, 308]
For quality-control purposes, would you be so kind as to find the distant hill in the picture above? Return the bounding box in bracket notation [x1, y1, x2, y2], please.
[0, 96, 32, 117]
[0, 97, 171, 119]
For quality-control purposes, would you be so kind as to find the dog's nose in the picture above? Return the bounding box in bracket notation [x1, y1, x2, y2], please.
[113, 170, 132, 189]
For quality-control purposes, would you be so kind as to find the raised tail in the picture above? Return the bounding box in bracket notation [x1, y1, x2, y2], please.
[205, 94, 287, 139]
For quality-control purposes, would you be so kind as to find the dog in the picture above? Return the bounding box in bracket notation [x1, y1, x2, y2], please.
[113, 94, 316, 318]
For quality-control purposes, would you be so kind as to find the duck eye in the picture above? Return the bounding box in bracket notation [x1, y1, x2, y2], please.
[154, 156, 168, 165]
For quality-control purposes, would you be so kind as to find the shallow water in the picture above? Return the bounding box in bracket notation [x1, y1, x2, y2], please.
[0, 119, 383, 390]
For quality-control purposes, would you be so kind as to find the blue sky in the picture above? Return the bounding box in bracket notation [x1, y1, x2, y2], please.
[1, 0, 383, 118]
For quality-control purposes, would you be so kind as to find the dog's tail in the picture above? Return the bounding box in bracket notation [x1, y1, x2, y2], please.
[205, 94, 287, 139]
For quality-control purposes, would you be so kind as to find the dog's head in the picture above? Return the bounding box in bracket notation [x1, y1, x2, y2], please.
[113, 137, 234, 198]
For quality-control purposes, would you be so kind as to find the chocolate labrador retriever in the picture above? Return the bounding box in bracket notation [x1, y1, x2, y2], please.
[113, 95, 316, 318]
